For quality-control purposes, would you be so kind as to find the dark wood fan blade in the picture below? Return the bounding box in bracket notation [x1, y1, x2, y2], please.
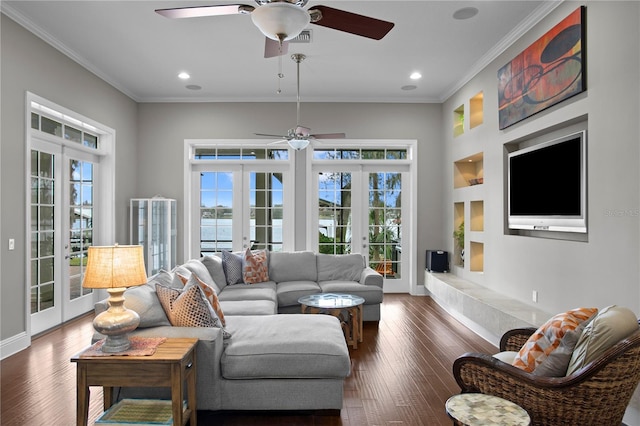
[155, 4, 253, 19]
[264, 38, 289, 58]
[311, 133, 346, 139]
[295, 126, 311, 136]
[309, 5, 394, 40]
[255, 133, 288, 138]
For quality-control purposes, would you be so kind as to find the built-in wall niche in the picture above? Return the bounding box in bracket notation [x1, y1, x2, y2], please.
[470, 241, 484, 272]
[453, 104, 464, 137]
[453, 202, 465, 266]
[470, 91, 484, 129]
[453, 152, 484, 189]
[470, 200, 484, 232]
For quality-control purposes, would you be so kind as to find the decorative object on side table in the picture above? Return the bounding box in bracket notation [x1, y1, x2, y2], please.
[82, 244, 147, 353]
[446, 393, 531, 426]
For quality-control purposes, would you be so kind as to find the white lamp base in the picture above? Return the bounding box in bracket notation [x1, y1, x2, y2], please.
[93, 287, 140, 353]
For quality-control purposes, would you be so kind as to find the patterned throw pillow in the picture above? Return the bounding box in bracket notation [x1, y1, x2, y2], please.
[513, 307, 598, 376]
[191, 273, 227, 327]
[243, 248, 269, 284]
[222, 251, 244, 285]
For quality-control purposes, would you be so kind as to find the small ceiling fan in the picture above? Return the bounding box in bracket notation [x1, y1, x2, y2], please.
[156, 0, 394, 58]
[255, 53, 345, 150]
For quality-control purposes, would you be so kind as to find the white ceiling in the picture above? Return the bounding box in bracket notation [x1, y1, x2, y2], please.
[2, 1, 558, 103]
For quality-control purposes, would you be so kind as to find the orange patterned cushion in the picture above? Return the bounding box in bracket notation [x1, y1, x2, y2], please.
[191, 274, 226, 327]
[243, 248, 269, 284]
[513, 307, 597, 376]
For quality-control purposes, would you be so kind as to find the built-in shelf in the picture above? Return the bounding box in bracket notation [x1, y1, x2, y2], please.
[470, 241, 484, 272]
[470, 91, 484, 129]
[453, 202, 465, 266]
[453, 104, 464, 138]
[453, 152, 484, 189]
[470, 200, 484, 232]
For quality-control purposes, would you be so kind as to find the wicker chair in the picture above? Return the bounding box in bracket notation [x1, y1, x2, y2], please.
[453, 328, 640, 426]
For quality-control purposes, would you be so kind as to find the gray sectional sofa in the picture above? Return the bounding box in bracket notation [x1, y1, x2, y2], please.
[94, 251, 384, 412]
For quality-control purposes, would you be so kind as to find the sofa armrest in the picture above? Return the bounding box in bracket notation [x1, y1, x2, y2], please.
[95, 298, 108, 315]
[360, 267, 383, 288]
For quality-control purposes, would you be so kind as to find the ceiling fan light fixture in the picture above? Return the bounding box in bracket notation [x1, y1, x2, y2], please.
[288, 138, 310, 150]
[251, 2, 310, 41]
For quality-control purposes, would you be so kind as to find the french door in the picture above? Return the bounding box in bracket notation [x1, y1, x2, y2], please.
[190, 164, 292, 256]
[312, 165, 410, 292]
[30, 139, 99, 334]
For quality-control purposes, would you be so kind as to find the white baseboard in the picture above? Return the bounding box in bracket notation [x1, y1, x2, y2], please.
[1, 332, 30, 360]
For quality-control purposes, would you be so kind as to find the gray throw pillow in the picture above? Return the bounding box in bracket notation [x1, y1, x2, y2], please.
[222, 251, 244, 285]
[201, 255, 228, 292]
[123, 282, 170, 328]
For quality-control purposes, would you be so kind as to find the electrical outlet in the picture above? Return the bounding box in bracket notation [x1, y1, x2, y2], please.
[532, 290, 538, 303]
[8, 238, 15, 251]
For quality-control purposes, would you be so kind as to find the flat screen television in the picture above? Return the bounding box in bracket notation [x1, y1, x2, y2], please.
[508, 130, 587, 233]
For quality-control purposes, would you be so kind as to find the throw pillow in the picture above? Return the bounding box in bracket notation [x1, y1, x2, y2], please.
[222, 251, 244, 285]
[512, 307, 597, 376]
[566, 305, 639, 375]
[201, 255, 228, 292]
[189, 273, 227, 327]
[155, 281, 231, 338]
[243, 248, 269, 284]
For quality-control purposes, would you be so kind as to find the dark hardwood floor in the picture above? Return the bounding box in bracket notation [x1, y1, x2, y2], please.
[0, 294, 496, 425]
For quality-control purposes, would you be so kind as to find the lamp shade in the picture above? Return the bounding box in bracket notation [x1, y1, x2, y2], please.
[251, 2, 310, 41]
[82, 245, 147, 289]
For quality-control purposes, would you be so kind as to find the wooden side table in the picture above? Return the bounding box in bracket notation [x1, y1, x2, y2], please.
[71, 337, 198, 426]
[445, 393, 530, 426]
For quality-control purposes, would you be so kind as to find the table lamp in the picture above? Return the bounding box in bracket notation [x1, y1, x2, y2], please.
[82, 244, 147, 352]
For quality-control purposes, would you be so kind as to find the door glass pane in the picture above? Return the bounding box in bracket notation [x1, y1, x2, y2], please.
[30, 150, 56, 314]
[69, 159, 93, 299]
[317, 172, 352, 254]
[249, 172, 283, 252]
[369, 172, 402, 278]
[200, 172, 234, 254]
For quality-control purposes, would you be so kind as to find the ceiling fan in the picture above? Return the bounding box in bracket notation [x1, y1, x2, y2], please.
[155, 0, 395, 58]
[255, 53, 345, 150]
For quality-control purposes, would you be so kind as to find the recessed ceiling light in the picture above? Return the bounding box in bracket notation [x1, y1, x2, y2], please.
[453, 7, 479, 20]
[401, 85, 417, 91]
[178, 72, 191, 80]
[410, 72, 422, 80]
[186, 84, 202, 91]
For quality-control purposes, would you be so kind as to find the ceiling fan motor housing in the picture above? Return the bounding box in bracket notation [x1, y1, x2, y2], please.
[251, 2, 311, 41]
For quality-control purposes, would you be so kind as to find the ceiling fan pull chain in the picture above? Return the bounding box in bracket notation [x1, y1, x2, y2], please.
[276, 50, 284, 94]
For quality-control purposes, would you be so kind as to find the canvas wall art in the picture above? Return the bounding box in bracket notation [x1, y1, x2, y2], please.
[498, 6, 586, 130]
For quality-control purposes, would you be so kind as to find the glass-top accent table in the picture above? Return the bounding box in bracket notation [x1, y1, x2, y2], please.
[445, 393, 531, 426]
[298, 293, 365, 349]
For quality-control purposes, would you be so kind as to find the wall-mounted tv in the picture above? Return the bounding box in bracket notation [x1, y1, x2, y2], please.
[508, 130, 587, 233]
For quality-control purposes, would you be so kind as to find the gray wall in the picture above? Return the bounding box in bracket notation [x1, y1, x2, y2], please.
[136, 101, 444, 265]
[443, 1, 640, 316]
[1, 15, 139, 341]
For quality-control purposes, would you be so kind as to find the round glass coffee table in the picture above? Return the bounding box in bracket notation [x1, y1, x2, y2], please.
[445, 393, 530, 426]
[298, 293, 365, 349]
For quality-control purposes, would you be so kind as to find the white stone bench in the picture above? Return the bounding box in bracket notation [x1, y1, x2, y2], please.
[425, 272, 551, 346]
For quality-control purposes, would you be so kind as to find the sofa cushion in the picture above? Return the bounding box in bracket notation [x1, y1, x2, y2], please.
[268, 251, 317, 283]
[177, 259, 222, 294]
[220, 300, 277, 316]
[276, 281, 322, 307]
[222, 251, 244, 285]
[513, 307, 597, 376]
[566, 305, 639, 375]
[243, 249, 269, 284]
[317, 253, 364, 282]
[318, 281, 384, 304]
[123, 282, 171, 328]
[221, 314, 350, 379]
[200, 255, 228, 292]
[218, 281, 277, 303]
